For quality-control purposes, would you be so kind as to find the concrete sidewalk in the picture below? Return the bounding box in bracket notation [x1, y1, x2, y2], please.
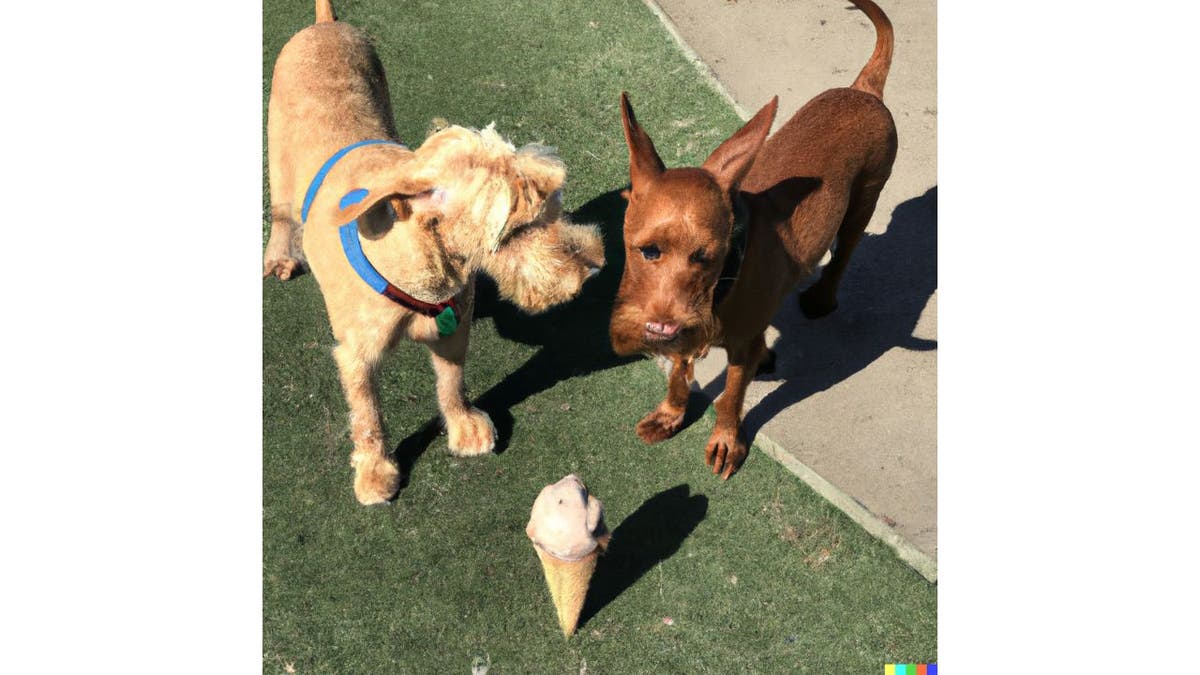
[646, 0, 938, 578]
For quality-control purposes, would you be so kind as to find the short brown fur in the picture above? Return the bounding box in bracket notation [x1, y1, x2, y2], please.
[610, 0, 897, 478]
[266, 1, 604, 504]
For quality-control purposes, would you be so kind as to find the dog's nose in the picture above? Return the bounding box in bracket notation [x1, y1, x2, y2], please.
[645, 321, 680, 337]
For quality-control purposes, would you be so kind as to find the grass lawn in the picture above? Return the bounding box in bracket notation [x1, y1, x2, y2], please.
[263, 0, 936, 672]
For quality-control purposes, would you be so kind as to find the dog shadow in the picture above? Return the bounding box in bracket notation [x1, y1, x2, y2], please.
[578, 484, 708, 630]
[466, 188, 637, 453]
[392, 418, 443, 489]
[700, 186, 938, 441]
[390, 188, 635, 463]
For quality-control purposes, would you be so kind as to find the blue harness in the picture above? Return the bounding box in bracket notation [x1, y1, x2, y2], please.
[301, 139, 459, 337]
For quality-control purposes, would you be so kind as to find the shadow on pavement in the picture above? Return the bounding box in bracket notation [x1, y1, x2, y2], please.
[702, 186, 938, 441]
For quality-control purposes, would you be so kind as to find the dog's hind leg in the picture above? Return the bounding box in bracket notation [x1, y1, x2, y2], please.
[426, 289, 496, 457]
[264, 129, 305, 280]
[797, 178, 886, 319]
[263, 204, 304, 280]
[636, 353, 693, 444]
[333, 337, 402, 505]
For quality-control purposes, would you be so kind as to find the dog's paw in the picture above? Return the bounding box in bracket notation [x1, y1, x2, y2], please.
[263, 255, 302, 281]
[797, 285, 837, 319]
[352, 456, 402, 505]
[635, 406, 684, 444]
[704, 426, 748, 480]
[446, 407, 496, 457]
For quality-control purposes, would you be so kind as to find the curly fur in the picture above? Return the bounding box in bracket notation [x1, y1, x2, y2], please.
[265, 1, 604, 504]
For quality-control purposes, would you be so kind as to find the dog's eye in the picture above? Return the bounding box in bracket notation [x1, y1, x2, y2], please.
[689, 248, 709, 264]
[639, 245, 661, 261]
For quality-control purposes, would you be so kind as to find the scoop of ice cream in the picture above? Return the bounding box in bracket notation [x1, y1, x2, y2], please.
[526, 474, 607, 561]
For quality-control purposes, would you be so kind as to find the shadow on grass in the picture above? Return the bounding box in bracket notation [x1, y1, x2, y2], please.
[390, 188, 639, 467]
[698, 186, 938, 442]
[474, 189, 638, 417]
[579, 484, 708, 630]
[392, 418, 443, 489]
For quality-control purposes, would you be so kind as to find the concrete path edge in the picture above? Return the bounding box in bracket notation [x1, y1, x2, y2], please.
[641, 0, 937, 584]
[754, 433, 937, 582]
[638, 0, 750, 121]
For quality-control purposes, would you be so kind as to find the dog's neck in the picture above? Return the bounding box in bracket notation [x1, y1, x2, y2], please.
[712, 192, 751, 308]
[300, 139, 405, 224]
[303, 139, 461, 337]
[336, 219, 460, 334]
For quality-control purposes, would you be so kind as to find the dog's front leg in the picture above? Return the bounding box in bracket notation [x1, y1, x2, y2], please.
[263, 204, 303, 280]
[636, 354, 693, 444]
[427, 320, 496, 457]
[333, 341, 401, 505]
[705, 333, 767, 479]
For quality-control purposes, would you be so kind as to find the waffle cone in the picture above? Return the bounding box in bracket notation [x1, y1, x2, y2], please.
[534, 546, 598, 636]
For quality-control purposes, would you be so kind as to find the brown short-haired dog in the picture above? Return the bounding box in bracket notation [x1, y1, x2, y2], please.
[266, 0, 604, 504]
[610, 0, 897, 478]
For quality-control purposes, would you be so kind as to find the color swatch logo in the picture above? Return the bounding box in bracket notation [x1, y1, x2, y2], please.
[885, 665, 936, 675]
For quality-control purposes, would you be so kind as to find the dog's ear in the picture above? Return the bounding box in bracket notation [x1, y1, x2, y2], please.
[511, 145, 566, 224]
[333, 169, 438, 222]
[702, 96, 778, 192]
[403, 186, 450, 216]
[620, 92, 665, 194]
[515, 145, 566, 197]
[339, 181, 445, 240]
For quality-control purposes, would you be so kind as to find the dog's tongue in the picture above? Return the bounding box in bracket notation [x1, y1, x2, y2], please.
[526, 475, 605, 561]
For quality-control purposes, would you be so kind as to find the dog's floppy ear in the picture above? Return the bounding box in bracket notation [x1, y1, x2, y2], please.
[701, 96, 778, 192]
[402, 186, 450, 217]
[354, 190, 448, 241]
[620, 92, 665, 193]
[332, 177, 444, 240]
[511, 145, 566, 225]
[332, 172, 439, 224]
[515, 144, 566, 198]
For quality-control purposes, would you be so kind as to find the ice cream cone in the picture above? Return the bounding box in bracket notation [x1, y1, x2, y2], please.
[534, 546, 599, 636]
[526, 474, 609, 637]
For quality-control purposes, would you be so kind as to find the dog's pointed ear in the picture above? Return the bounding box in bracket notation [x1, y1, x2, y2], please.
[702, 96, 778, 192]
[620, 92, 665, 193]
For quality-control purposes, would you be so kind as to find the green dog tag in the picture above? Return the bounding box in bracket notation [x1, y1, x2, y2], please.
[435, 306, 459, 336]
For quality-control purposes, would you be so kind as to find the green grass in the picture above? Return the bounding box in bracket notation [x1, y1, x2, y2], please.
[263, 1, 935, 672]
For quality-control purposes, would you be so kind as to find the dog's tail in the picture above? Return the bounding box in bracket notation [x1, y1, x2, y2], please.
[848, 0, 893, 99]
[315, 0, 336, 23]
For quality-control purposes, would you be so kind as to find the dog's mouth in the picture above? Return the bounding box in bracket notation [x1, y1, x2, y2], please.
[610, 296, 715, 356]
[643, 321, 681, 343]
